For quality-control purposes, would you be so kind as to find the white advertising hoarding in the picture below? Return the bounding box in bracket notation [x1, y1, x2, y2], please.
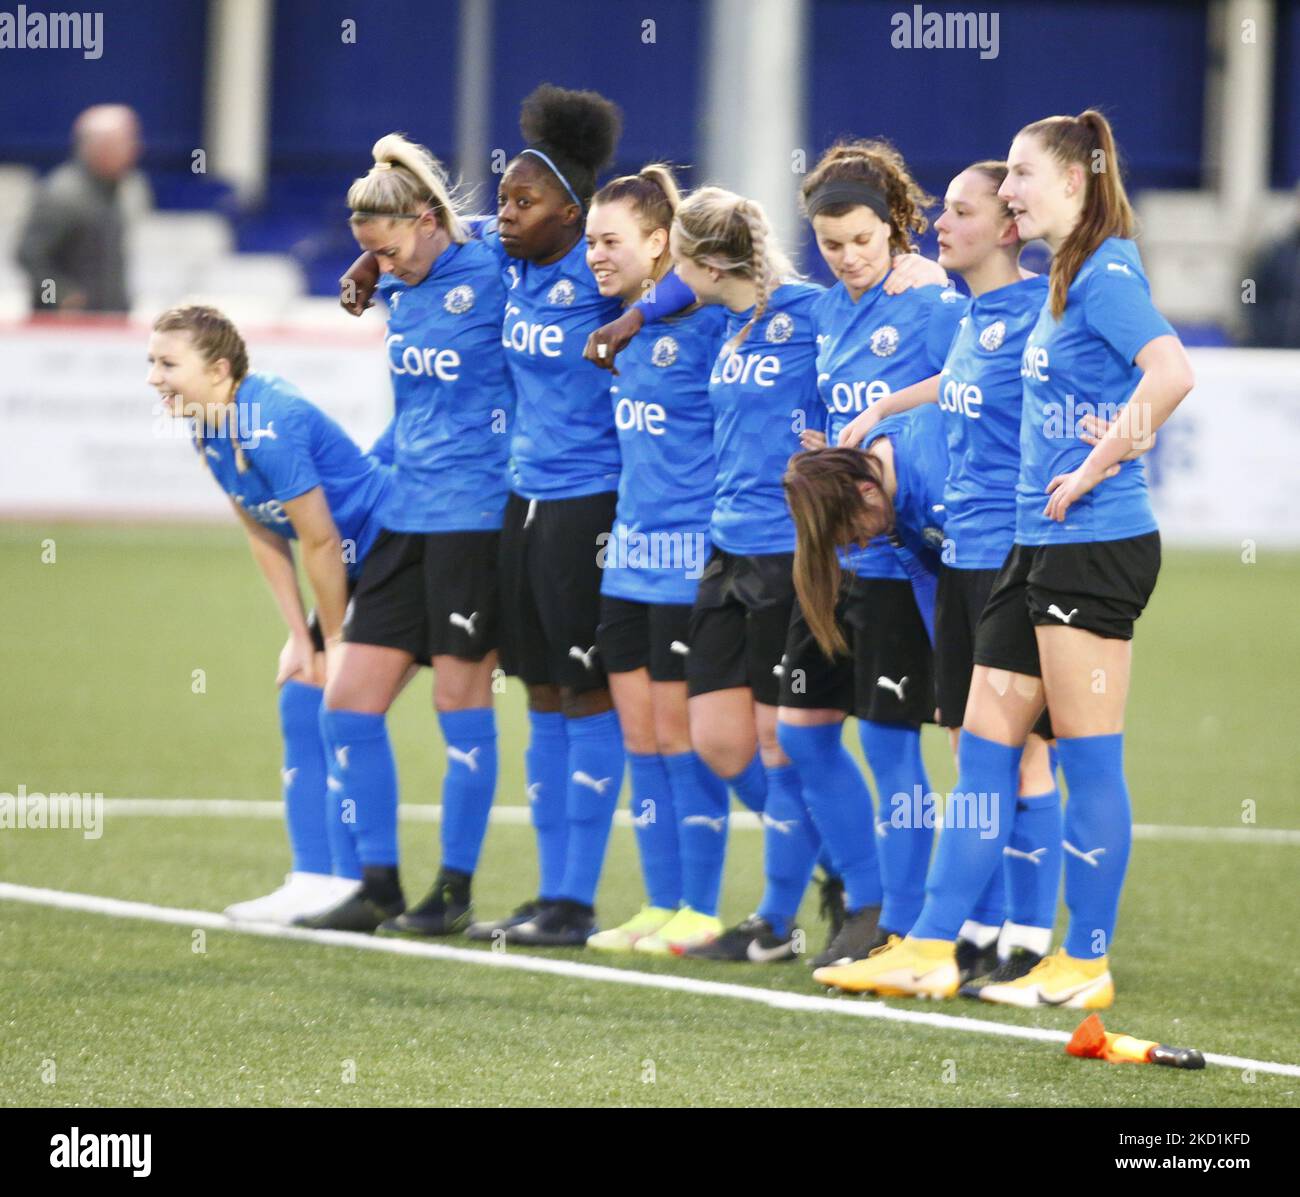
[0, 324, 1296, 547]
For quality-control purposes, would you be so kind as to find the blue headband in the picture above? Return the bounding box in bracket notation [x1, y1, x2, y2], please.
[519, 147, 582, 209]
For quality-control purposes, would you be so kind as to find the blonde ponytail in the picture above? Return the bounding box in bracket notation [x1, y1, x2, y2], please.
[347, 133, 467, 242]
[673, 187, 794, 351]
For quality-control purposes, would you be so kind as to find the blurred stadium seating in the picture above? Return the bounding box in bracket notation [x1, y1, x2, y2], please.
[1, 0, 1296, 335]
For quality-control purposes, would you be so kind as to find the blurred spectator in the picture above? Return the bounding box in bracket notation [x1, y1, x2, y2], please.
[1241, 184, 1300, 348]
[15, 104, 151, 314]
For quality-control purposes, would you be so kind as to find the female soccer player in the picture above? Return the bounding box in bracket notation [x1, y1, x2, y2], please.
[586, 185, 947, 964]
[834, 161, 1064, 989]
[625, 186, 825, 964]
[815, 110, 1194, 1006]
[146, 304, 392, 924]
[300, 134, 513, 935]
[774, 141, 967, 970]
[341, 87, 630, 947]
[579, 167, 733, 955]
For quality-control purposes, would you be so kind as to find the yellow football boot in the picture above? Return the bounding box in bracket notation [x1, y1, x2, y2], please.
[813, 935, 959, 998]
[976, 948, 1114, 1008]
[634, 906, 724, 956]
[586, 905, 675, 952]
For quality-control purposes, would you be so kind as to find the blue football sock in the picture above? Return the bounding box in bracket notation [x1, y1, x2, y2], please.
[557, 710, 626, 907]
[627, 752, 681, 910]
[777, 722, 882, 912]
[317, 702, 362, 881]
[665, 751, 729, 917]
[971, 853, 1007, 927]
[858, 721, 934, 933]
[1056, 734, 1132, 959]
[910, 730, 1021, 942]
[723, 752, 767, 813]
[319, 708, 400, 868]
[525, 710, 569, 901]
[1005, 786, 1063, 930]
[755, 764, 819, 938]
[437, 707, 497, 875]
[277, 681, 332, 875]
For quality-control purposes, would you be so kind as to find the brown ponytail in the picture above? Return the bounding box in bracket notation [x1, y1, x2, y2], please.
[1018, 109, 1135, 317]
[783, 448, 893, 658]
[591, 163, 682, 284]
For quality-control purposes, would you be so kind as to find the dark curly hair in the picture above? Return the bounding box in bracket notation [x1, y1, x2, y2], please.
[800, 138, 934, 255]
[516, 83, 623, 207]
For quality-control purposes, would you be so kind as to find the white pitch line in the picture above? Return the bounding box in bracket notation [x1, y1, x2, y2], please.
[1, 881, 1297, 1079]
[99, 798, 1300, 844]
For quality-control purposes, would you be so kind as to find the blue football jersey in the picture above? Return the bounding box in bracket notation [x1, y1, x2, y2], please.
[376, 237, 514, 532]
[865, 403, 950, 641]
[602, 304, 726, 605]
[197, 372, 392, 578]
[482, 223, 623, 500]
[1017, 238, 1174, 545]
[814, 279, 968, 579]
[937, 274, 1049, 569]
[709, 281, 824, 556]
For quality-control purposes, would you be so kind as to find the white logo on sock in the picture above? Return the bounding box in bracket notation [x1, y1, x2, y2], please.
[876, 675, 908, 701]
[568, 644, 598, 671]
[447, 745, 481, 772]
[682, 814, 726, 833]
[1004, 845, 1047, 865]
[280, 767, 298, 786]
[1046, 604, 1079, 624]
[761, 812, 796, 835]
[334, 745, 349, 769]
[449, 611, 479, 637]
[526, 782, 542, 803]
[1063, 839, 1106, 867]
[572, 771, 612, 795]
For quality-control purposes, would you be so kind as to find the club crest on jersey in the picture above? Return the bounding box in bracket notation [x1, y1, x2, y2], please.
[870, 325, 900, 357]
[547, 278, 576, 307]
[651, 335, 679, 367]
[765, 312, 794, 344]
[923, 525, 945, 549]
[978, 320, 1006, 351]
[444, 284, 475, 314]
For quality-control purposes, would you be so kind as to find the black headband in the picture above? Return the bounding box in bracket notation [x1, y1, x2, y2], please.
[806, 181, 891, 225]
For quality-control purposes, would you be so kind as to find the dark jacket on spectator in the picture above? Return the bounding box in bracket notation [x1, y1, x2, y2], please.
[16, 160, 130, 313]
